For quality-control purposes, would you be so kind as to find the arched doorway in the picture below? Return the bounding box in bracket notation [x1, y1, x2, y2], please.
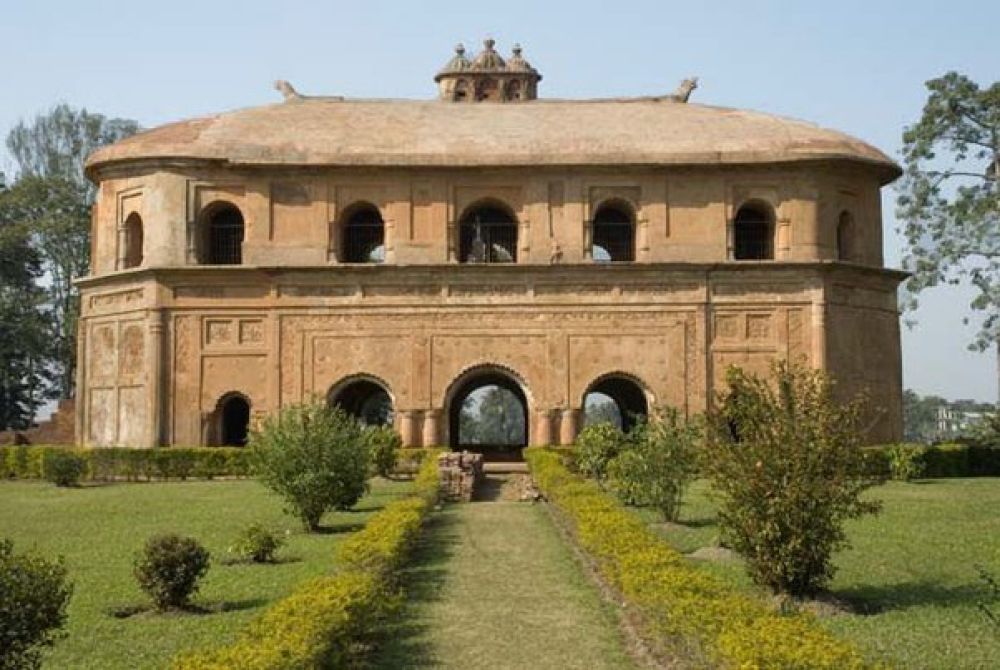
[447, 367, 528, 455]
[214, 393, 250, 446]
[328, 377, 394, 426]
[582, 375, 649, 432]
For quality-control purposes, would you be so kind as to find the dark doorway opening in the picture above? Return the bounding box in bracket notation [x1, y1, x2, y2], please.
[329, 379, 394, 426]
[220, 395, 250, 446]
[582, 376, 648, 433]
[448, 370, 527, 458]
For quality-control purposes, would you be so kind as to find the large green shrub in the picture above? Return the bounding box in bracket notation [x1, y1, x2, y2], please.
[248, 402, 371, 531]
[606, 407, 702, 521]
[574, 422, 626, 481]
[704, 361, 884, 597]
[0, 539, 73, 670]
[366, 425, 402, 478]
[134, 534, 210, 611]
[41, 449, 87, 487]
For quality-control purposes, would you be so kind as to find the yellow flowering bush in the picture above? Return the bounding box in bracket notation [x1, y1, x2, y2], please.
[526, 447, 883, 669]
[172, 449, 440, 670]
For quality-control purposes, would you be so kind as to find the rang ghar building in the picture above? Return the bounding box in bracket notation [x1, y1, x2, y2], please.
[77, 39, 905, 450]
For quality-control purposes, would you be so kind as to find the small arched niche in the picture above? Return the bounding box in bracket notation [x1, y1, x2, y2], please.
[733, 202, 775, 260]
[837, 210, 855, 262]
[123, 212, 143, 268]
[201, 203, 245, 265]
[582, 374, 649, 433]
[328, 376, 394, 426]
[459, 202, 518, 264]
[340, 203, 385, 263]
[211, 393, 251, 446]
[591, 201, 636, 262]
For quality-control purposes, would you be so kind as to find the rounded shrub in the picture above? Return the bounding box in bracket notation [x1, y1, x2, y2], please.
[41, 449, 87, 487]
[367, 424, 402, 478]
[0, 539, 73, 670]
[133, 534, 210, 611]
[229, 523, 285, 563]
[248, 401, 371, 531]
[575, 422, 626, 481]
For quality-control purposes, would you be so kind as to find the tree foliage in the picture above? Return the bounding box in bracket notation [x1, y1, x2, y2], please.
[898, 72, 1000, 350]
[0, 191, 50, 430]
[3, 105, 139, 401]
[6, 103, 139, 200]
[458, 386, 525, 446]
[704, 361, 884, 596]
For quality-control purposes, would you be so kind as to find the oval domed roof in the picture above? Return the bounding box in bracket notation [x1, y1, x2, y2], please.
[86, 97, 900, 182]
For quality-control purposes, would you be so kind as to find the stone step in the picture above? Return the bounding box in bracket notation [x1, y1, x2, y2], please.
[483, 461, 529, 474]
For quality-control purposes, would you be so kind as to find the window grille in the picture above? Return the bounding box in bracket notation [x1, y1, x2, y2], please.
[459, 207, 517, 263]
[206, 207, 244, 265]
[342, 208, 385, 263]
[592, 206, 635, 262]
[733, 206, 773, 260]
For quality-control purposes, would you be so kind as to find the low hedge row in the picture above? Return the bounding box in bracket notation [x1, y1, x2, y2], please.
[172, 450, 441, 670]
[864, 443, 1000, 478]
[525, 447, 880, 669]
[0, 445, 251, 482]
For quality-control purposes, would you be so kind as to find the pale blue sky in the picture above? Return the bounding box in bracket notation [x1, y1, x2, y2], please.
[2, 0, 997, 402]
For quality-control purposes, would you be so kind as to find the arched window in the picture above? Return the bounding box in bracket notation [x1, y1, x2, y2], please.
[123, 212, 143, 268]
[837, 211, 854, 261]
[733, 203, 774, 260]
[453, 79, 469, 102]
[328, 377, 394, 426]
[213, 393, 250, 446]
[591, 202, 635, 262]
[459, 204, 517, 264]
[505, 79, 523, 101]
[203, 204, 244, 265]
[582, 375, 648, 433]
[341, 204, 385, 263]
[475, 78, 499, 101]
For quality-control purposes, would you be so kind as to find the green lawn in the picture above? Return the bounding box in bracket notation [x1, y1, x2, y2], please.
[0, 478, 413, 670]
[636, 478, 1000, 670]
[370, 485, 638, 669]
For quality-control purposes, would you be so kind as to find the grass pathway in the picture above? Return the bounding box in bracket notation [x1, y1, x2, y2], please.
[370, 480, 637, 669]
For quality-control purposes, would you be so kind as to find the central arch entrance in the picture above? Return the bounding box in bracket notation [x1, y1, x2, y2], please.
[447, 367, 528, 457]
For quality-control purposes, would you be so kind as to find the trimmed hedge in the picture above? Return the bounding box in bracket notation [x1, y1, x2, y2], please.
[171, 449, 441, 670]
[0, 445, 250, 482]
[864, 443, 1000, 479]
[526, 447, 882, 670]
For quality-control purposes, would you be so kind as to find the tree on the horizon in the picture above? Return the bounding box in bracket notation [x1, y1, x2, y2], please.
[0, 186, 51, 430]
[4, 105, 140, 399]
[897, 72, 1000, 400]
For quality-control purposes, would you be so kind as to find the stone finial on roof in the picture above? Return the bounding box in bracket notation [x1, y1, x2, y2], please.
[471, 38, 506, 70]
[507, 43, 533, 72]
[274, 80, 302, 102]
[439, 43, 471, 75]
[671, 77, 698, 103]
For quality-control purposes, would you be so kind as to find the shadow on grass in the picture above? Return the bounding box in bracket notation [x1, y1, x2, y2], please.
[314, 521, 367, 535]
[363, 509, 459, 669]
[217, 555, 303, 567]
[471, 475, 505, 502]
[108, 597, 267, 619]
[837, 580, 996, 615]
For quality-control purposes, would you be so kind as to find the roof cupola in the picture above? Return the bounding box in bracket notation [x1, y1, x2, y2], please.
[435, 38, 542, 102]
